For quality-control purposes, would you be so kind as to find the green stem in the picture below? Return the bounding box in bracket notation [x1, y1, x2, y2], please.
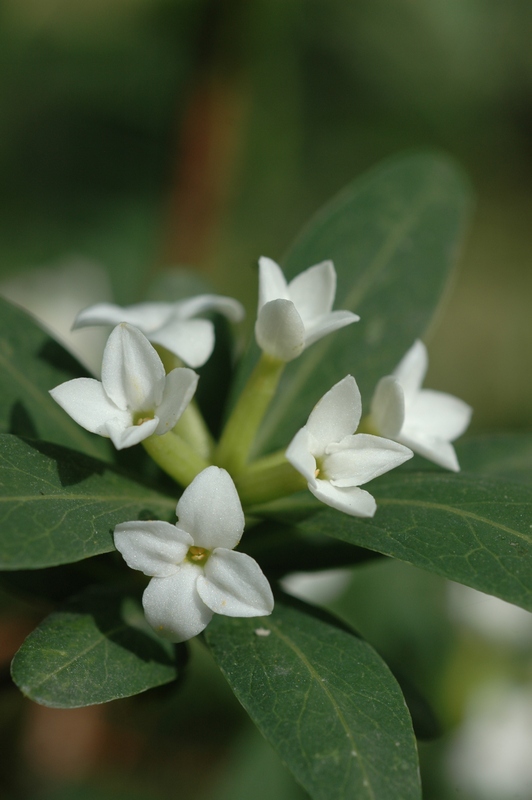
[143, 431, 210, 488]
[235, 454, 307, 507]
[173, 401, 215, 460]
[215, 353, 285, 473]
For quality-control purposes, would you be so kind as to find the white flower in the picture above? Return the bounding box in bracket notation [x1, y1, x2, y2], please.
[0, 258, 112, 376]
[370, 340, 472, 471]
[254, 257, 359, 362]
[286, 375, 413, 517]
[50, 323, 198, 449]
[73, 293, 244, 368]
[114, 466, 274, 642]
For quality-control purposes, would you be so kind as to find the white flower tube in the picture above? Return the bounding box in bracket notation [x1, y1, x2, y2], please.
[286, 375, 413, 517]
[114, 466, 274, 642]
[255, 257, 359, 361]
[370, 340, 472, 471]
[50, 323, 198, 449]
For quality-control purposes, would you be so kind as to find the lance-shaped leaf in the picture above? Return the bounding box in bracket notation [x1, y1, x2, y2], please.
[293, 472, 532, 612]
[235, 152, 471, 455]
[0, 297, 110, 459]
[11, 589, 182, 707]
[0, 434, 176, 569]
[205, 596, 421, 800]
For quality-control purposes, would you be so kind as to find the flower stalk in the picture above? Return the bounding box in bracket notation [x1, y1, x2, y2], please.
[235, 451, 307, 507]
[215, 353, 285, 474]
[142, 430, 210, 488]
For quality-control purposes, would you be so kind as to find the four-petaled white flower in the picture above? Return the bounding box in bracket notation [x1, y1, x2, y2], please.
[369, 340, 472, 472]
[114, 466, 274, 642]
[74, 294, 245, 368]
[254, 257, 359, 362]
[50, 323, 198, 449]
[286, 376, 413, 517]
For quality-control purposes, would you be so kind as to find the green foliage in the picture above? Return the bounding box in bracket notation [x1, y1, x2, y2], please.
[1, 150, 528, 800]
[456, 432, 532, 485]
[0, 434, 175, 569]
[205, 596, 421, 800]
[250, 152, 472, 454]
[0, 297, 110, 459]
[11, 588, 181, 707]
[287, 472, 532, 612]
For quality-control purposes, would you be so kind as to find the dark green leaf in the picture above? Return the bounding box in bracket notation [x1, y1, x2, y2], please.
[456, 432, 532, 485]
[11, 588, 181, 707]
[205, 596, 421, 800]
[0, 434, 176, 569]
[0, 297, 111, 459]
[250, 152, 472, 454]
[294, 472, 532, 611]
[242, 520, 381, 577]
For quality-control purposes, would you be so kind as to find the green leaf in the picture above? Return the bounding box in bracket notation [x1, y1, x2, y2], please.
[251, 151, 472, 454]
[205, 596, 421, 800]
[456, 433, 532, 485]
[0, 297, 110, 459]
[11, 588, 181, 707]
[0, 434, 176, 569]
[294, 472, 532, 611]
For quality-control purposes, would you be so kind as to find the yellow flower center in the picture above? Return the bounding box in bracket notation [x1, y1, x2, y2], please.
[186, 546, 210, 566]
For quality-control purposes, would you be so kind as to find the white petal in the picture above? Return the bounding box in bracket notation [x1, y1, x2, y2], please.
[74, 302, 175, 333]
[398, 429, 461, 472]
[309, 479, 377, 517]
[0, 259, 112, 376]
[287, 260, 336, 322]
[257, 257, 290, 310]
[304, 309, 359, 348]
[173, 294, 245, 323]
[154, 367, 198, 434]
[101, 323, 166, 412]
[150, 318, 215, 367]
[408, 389, 472, 441]
[324, 433, 413, 486]
[176, 466, 244, 550]
[393, 339, 428, 401]
[113, 520, 192, 577]
[285, 427, 319, 484]
[255, 299, 306, 362]
[198, 549, 274, 617]
[142, 564, 213, 642]
[50, 377, 127, 435]
[105, 417, 158, 449]
[370, 376, 405, 438]
[306, 375, 361, 450]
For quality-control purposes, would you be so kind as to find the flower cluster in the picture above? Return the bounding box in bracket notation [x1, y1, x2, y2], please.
[49, 256, 471, 642]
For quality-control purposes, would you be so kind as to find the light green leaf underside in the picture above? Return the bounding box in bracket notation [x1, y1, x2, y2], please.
[0, 434, 176, 569]
[0, 297, 110, 459]
[205, 598, 421, 800]
[252, 152, 472, 454]
[296, 472, 532, 611]
[11, 589, 179, 707]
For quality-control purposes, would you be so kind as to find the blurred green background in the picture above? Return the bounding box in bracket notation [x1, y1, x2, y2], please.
[1, 1, 532, 798]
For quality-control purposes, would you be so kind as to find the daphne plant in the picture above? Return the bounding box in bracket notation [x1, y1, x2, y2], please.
[2, 152, 531, 800]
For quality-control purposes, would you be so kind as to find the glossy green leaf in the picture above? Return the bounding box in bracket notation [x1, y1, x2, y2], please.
[294, 472, 532, 611]
[0, 297, 110, 459]
[205, 596, 421, 800]
[11, 588, 180, 707]
[0, 434, 176, 569]
[249, 152, 472, 454]
[456, 433, 532, 485]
